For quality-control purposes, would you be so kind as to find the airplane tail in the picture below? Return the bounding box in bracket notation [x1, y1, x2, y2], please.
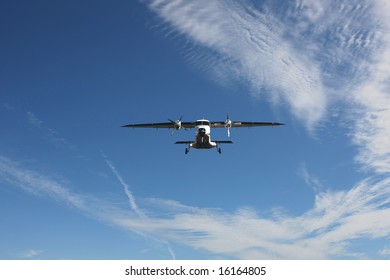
[175, 141, 233, 144]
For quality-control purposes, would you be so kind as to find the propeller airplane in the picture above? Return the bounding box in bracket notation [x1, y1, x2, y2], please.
[122, 114, 284, 154]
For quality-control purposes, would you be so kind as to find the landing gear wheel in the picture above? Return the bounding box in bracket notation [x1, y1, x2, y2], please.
[217, 148, 222, 154]
[185, 148, 189, 154]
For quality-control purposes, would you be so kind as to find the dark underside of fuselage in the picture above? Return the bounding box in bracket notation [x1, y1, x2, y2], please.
[193, 133, 213, 149]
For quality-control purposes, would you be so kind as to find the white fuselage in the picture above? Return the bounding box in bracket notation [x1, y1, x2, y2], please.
[191, 119, 216, 149]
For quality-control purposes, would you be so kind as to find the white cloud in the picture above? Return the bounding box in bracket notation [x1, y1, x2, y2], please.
[147, 0, 390, 171]
[146, 0, 389, 141]
[299, 164, 325, 193]
[350, 1, 390, 174]
[27, 112, 44, 129]
[2, 155, 390, 259]
[26, 111, 75, 150]
[117, 176, 390, 259]
[147, 0, 327, 131]
[139, 0, 390, 258]
[353, 85, 390, 173]
[379, 246, 390, 257]
[21, 249, 43, 259]
[2, 103, 16, 111]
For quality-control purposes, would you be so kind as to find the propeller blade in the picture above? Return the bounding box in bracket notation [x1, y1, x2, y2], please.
[225, 112, 232, 137]
[168, 115, 184, 131]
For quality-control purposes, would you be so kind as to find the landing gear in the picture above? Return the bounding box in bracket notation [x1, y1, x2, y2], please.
[185, 144, 190, 154]
[217, 147, 222, 154]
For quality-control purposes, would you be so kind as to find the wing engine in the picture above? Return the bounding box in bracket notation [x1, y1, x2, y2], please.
[168, 115, 184, 132]
[225, 113, 232, 137]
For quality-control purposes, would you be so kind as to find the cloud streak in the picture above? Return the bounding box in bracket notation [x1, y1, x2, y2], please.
[102, 153, 145, 218]
[27, 112, 76, 150]
[20, 249, 44, 259]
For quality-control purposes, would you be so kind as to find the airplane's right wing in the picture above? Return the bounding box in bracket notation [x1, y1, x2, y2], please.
[122, 122, 196, 129]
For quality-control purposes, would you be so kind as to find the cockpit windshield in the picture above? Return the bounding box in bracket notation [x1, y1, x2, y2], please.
[195, 120, 210, 126]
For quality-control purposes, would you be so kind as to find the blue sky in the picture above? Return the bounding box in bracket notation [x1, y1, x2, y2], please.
[1, 0, 390, 259]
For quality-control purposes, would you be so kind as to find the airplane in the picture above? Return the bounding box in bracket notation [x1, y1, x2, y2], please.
[122, 114, 284, 154]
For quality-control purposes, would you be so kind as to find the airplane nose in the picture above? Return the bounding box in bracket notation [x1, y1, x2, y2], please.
[198, 128, 206, 135]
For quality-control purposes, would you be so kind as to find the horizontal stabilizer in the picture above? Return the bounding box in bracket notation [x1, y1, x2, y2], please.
[175, 141, 194, 144]
[215, 141, 233, 144]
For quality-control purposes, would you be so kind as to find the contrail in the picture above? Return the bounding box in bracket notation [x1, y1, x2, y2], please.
[167, 245, 176, 260]
[102, 153, 145, 218]
[101, 153, 176, 258]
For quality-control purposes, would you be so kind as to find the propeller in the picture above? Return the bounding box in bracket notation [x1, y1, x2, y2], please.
[168, 115, 184, 133]
[224, 113, 232, 138]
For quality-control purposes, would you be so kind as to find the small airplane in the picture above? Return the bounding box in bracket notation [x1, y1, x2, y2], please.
[122, 114, 284, 154]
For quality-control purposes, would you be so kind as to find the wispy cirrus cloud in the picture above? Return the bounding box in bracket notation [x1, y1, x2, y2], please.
[145, 0, 382, 133]
[118, 177, 390, 259]
[27, 112, 75, 150]
[147, 0, 327, 131]
[123, 0, 390, 258]
[350, 2, 390, 175]
[353, 82, 390, 174]
[141, 6, 390, 247]
[0, 155, 176, 259]
[379, 246, 390, 257]
[0, 156, 92, 212]
[20, 249, 44, 259]
[2, 155, 390, 259]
